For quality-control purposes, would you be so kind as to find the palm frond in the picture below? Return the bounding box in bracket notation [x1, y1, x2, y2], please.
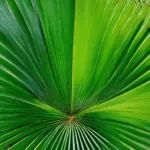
[0, 0, 149, 149]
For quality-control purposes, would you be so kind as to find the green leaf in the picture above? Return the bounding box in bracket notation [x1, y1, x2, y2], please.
[0, 0, 149, 149]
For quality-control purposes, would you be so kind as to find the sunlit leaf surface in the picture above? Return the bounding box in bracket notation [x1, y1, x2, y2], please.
[0, 0, 150, 149]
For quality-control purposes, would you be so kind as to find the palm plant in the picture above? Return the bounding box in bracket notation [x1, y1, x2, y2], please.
[0, 0, 150, 149]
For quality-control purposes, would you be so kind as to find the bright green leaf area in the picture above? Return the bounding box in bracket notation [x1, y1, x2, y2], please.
[0, 0, 150, 149]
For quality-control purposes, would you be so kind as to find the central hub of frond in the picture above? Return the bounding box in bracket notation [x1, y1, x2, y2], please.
[68, 115, 76, 122]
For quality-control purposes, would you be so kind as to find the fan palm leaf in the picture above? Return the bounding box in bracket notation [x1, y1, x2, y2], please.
[0, 0, 150, 149]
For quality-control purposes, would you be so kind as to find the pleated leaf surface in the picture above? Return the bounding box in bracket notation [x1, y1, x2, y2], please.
[0, 0, 150, 149]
